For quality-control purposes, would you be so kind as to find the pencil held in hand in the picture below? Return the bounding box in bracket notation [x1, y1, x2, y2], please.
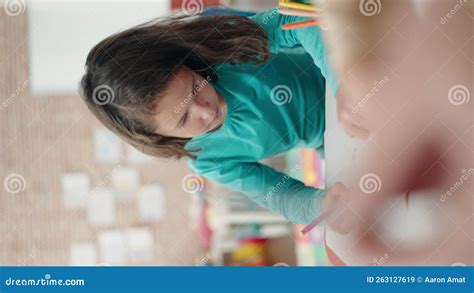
[278, 1, 320, 12]
[282, 19, 319, 30]
[301, 182, 349, 235]
[278, 7, 319, 18]
[301, 203, 335, 235]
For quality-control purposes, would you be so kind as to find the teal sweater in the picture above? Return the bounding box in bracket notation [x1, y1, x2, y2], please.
[185, 8, 338, 224]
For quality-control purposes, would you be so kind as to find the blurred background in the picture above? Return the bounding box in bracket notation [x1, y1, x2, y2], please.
[0, 0, 329, 266]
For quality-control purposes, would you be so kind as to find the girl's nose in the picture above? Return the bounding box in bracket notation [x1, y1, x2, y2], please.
[193, 100, 213, 122]
[199, 106, 213, 122]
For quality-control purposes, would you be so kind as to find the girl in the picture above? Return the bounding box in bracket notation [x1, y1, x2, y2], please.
[79, 6, 341, 225]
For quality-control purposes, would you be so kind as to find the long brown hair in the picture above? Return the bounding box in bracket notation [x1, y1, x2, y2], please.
[79, 11, 270, 159]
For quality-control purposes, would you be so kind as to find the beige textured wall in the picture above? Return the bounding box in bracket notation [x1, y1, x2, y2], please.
[0, 8, 202, 266]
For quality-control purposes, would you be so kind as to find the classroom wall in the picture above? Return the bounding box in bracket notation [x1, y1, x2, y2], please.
[0, 8, 201, 266]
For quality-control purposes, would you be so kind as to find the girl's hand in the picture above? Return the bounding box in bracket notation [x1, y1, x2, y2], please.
[321, 182, 361, 234]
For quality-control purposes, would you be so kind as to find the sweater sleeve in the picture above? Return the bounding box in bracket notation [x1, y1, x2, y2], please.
[250, 7, 339, 95]
[188, 158, 326, 224]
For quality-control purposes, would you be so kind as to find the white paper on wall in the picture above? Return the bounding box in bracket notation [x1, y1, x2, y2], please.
[27, 1, 171, 94]
[61, 172, 90, 208]
[111, 166, 140, 201]
[94, 128, 122, 163]
[137, 184, 166, 222]
[124, 227, 155, 262]
[69, 242, 97, 266]
[97, 229, 127, 265]
[87, 188, 116, 226]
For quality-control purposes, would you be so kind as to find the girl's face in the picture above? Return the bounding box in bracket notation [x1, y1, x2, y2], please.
[153, 66, 227, 138]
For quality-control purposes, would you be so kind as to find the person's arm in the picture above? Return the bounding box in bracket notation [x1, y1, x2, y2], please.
[249, 7, 339, 95]
[189, 159, 325, 224]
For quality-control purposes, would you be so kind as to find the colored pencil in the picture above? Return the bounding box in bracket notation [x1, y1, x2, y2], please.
[282, 19, 319, 30]
[278, 1, 320, 12]
[301, 204, 335, 235]
[278, 7, 319, 18]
